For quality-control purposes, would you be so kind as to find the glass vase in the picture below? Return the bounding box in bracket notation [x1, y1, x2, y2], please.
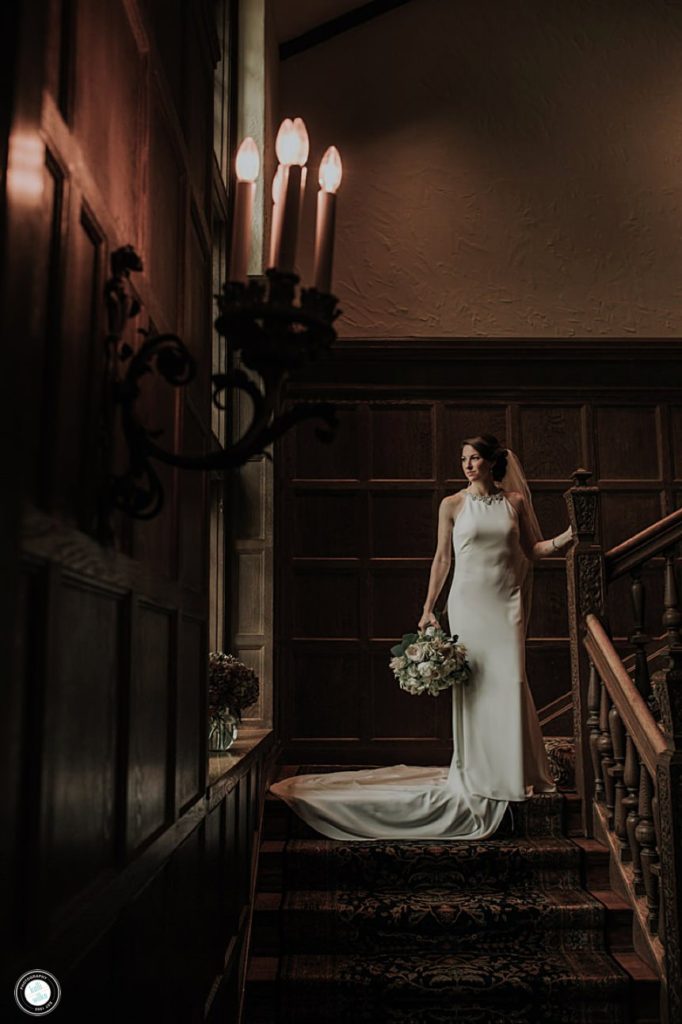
[208, 710, 239, 753]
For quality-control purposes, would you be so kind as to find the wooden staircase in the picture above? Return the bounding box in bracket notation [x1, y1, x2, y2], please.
[242, 765, 660, 1023]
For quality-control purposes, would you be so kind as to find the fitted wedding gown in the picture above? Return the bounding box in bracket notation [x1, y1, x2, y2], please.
[269, 489, 556, 841]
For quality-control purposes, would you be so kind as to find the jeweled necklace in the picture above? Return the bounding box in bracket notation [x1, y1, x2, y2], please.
[467, 487, 504, 505]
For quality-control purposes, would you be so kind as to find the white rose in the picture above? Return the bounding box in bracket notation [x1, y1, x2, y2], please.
[405, 643, 422, 662]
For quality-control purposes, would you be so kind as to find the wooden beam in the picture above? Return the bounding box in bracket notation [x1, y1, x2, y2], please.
[280, 0, 416, 61]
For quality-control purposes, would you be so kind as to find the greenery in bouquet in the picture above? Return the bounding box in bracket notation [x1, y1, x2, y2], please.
[388, 623, 471, 697]
[208, 652, 259, 722]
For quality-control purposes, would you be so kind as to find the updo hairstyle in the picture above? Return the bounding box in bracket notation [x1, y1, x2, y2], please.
[462, 434, 509, 482]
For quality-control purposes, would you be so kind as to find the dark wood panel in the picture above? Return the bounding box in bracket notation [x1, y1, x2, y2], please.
[525, 645, 572, 718]
[293, 402, 362, 480]
[44, 577, 120, 922]
[369, 648, 443, 740]
[289, 649, 364, 739]
[293, 490, 365, 557]
[127, 602, 172, 852]
[527, 567, 570, 638]
[187, 206, 212, 420]
[370, 565, 439, 637]
[179, 408, 209, 592]
[600, 490, 663, 550]
[176, 615, 205, 811]
[370, 403, 434, 479]
[671, 406, 682, 480]
[519, 405, 584, 479]
[596, 406, 661, 480]
[148, 85, 183, 325]
[73, 0, 144, 245]
[54, 202, 102, 519]
[530, 489, 573, 539]
[370, 490, 436, 557]
[292, 567, 360, 637]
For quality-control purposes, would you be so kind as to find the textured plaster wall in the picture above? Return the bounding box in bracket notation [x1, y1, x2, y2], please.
[279, 0, 682, 337]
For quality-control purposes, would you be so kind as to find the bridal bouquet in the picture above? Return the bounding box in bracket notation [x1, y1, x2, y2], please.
[389, 625, 471, 697]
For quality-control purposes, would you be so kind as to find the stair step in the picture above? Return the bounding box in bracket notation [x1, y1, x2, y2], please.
[589, 889, 635, 951]
[251, 884, 606, 955]
[263, 788, 567, 840]
[245, 950, 630, 1023]
[258, 836, 583, 892]
[573, 837, 612, 888]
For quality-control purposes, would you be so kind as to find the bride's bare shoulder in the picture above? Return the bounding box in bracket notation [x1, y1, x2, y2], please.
[501, 489, 525, 509]
[440, 490, 467, 517]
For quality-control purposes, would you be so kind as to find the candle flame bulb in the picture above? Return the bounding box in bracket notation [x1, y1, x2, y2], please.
[235, 136, 260, 182]
[293, 117, 309, 165]
[319, 146, 342, 193]
[275, 116, 309, 166]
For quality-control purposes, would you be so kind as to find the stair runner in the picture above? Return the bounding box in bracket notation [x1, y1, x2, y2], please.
[245, 743, 659, 1024]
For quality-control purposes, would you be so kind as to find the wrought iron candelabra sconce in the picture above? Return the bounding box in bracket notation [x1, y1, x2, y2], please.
[100, 245, 340, 534]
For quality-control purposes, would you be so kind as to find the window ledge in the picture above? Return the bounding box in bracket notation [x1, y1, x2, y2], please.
[207, 726, 274, 806]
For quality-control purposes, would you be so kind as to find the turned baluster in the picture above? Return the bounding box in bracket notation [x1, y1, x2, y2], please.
[597, 680, 615, 827]
[662, 546, 682, 646]
[629, 567, 652, 701]
[623, 735, 642, 887]
[634, 765, 659, 934]
[587, 660, 603, 803]
[607, 703, 627, 853]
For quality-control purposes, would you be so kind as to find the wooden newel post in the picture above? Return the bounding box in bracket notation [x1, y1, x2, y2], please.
[653, 548, 682, 1024]
[564, 468, 606, 838]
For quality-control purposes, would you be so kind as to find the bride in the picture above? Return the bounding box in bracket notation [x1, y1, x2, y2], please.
[269, 434, 574, 841]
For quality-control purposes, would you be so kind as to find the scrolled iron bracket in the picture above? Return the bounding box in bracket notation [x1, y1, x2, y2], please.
[100, 246, 340, 532]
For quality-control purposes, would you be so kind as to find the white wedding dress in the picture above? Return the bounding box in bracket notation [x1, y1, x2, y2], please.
[269, 489, 557, 841]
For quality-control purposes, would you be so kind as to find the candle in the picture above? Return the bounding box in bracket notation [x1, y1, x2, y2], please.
[228, 136, 259, 282]
[272, 117, 309, 273]
[313, 145, 342, 293]
[268, 164, 285, 270]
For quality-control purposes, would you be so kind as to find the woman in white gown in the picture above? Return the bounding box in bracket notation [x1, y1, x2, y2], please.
[269, 435, 574, 841]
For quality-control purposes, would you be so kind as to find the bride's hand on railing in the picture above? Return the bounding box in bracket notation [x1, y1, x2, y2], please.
[418, 609, 440, 632]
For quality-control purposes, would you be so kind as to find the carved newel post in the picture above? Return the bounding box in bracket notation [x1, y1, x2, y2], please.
[652, 550, 682, 1024]
[564, 469, 606, 838]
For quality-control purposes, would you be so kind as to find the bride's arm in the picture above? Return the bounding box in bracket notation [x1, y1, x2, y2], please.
[419, 496, 459, 628]
[514, 494, 573, 561]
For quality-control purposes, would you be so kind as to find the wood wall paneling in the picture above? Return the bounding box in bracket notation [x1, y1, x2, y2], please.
[179, 406, 209, 592]
[44, 576, 120, 924]
[277, 345, 682, 762]
[519, 404, 586, 479]
[176, 614, 205, 812]
[370, 490, 436, 557]
[370, 403, 434, 479]
[54, 203, 103, 521]
[289, 647, 363, 741]
[73, 0, 146, 248]
[127, 602, 172, 853]
[369, 647, 443, 741]
[293, 403, 362, 479]
[596, 405, 661, 480]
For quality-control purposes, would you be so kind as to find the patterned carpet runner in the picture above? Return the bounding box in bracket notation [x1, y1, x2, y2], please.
[245, 742, 659, 1023]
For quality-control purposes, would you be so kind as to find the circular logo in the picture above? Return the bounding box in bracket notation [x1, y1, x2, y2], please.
[14, 971, 61, 1016]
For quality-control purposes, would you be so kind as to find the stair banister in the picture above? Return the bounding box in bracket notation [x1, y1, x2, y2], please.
[583, 615, 665, 778]
[565, 469, 682, 1024]
[605, 507, 682, 582]
[564, 468, 606, 838]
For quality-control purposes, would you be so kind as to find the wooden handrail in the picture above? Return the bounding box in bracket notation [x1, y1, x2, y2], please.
[605, 506, 682, 581]
[583, 614, 666, 778]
